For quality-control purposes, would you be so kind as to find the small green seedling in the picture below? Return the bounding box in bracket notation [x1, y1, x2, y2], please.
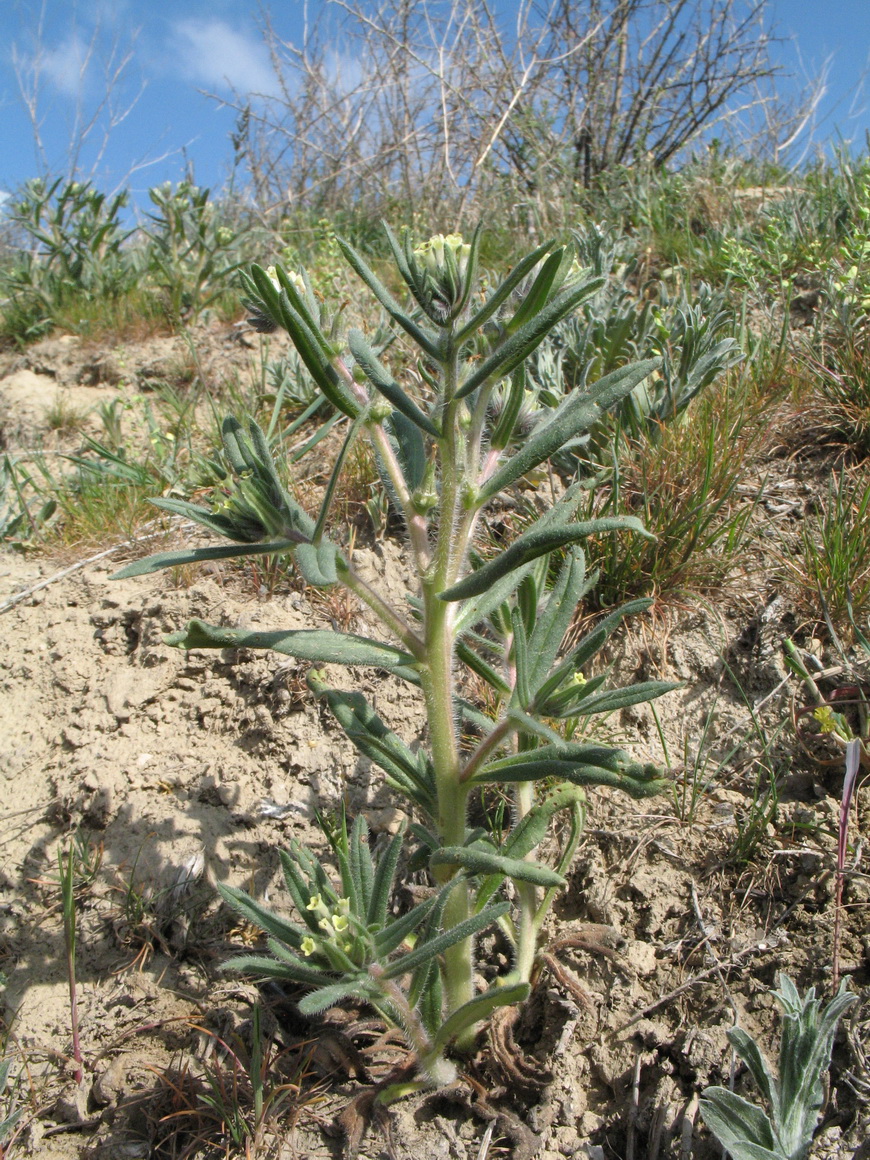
[116, 226, 678, 1083]
[700, 973, 856, 1160]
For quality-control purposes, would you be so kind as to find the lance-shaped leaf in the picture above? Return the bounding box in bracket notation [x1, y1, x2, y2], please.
[381, 901, 510, 980]
[510, 605, 532, 708]
[428, 982, 530, 1055]
[308, 679, 436, 813]
[454, 558, 539, 636]
[279, 846, 333, 932]
[349, 328, 441, 437]
[368, 828, 405, 929]
[218, 951, 333, 988]
[532, 597, 653, 709]
[348, 815, 374, 917]
[456, 638, 512, 696]
[453, 480, 596, 633]
[335, 236, 441, 359]
[247, 265, 362, 419]
[506, 247, 574, 334]
[475, 785, 586, 911]
[480, 359, 660, 500]
[726, 1028, 778, 1116]
[373, 891, 441, 958]
[456, 239, 556, 342]
[312, 411, 366, 546]
[217, 882, 307, 949]
[164, 618, 418, 671]
[490, 364, 527, 450]
[430, 845, 566, 888]
[113, 539, 300, 580]
[148, 496, 263, 542]
[773, 975, 856, 1154]
[540, 679, 679, 720]
[698, 1089, 778, 1159]
[456, 276, 603, 400]
[527, 548, 593, 690]
[297, 978, 371, 1017]
[387, 410, 427, 493]
[440, 518, 650, 602]
[474, 743, 667, 797]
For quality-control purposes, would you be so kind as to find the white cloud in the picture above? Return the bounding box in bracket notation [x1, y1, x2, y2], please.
[41, 35, 88, 98]
[172, 19, 276, 96]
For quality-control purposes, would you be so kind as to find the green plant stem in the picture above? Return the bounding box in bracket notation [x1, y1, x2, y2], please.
[338, 566, 424, 658]
[422, 328, 475, 1031]
[513, 779, 538, 983]
[421, 590, 473, 1023]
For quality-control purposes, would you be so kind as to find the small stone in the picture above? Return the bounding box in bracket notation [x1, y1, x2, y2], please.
[91, 1055, 128, 1107]
[53, 1080, 89, 1123]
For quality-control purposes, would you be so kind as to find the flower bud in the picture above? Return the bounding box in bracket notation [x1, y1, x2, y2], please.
[412, 232, 472, 323]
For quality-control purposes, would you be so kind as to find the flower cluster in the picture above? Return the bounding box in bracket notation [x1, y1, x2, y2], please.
[301, 894, 353, 957]
[411, 232, 472, 322]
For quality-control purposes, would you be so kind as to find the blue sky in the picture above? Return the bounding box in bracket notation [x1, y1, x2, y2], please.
[1, 1, 868, 207]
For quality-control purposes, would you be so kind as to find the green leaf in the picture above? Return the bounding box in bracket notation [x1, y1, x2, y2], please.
[456, 638, 512, 697]
[297, 979, 370, 1016]
[506, 247, 572, 333]
[293, 540, 341, 587]
[440, 518, 650, 602]
[164, 619, 417, 670]
[727, 1027, 778, 1117]
[250, 265, 361, 420]
[387, 410, 427, 493]
[373, 893, 439, 958]
[510, 605, 532, 708]
[699, 1088, 778, 1157]
[545, 680, 680, 719]
[772, 974, 856, 1154]
[308, 681, 436, 813]
[504, 786, 586, 861]
[474, 743, 667, 797]
[456, 239, 556, 342]
[430, 845, 566, 888]
[218, 953, 332, 988]
[381, 902, 510, 980]
[474, 784, 586, 912]
[534, 673, 608, 718]
[480, 359, 660, 500]
[112, 539, 299, 579]
[335, 236, 441, 359]
[348, 329, 440, 437]
[217, 883, 306, 949]
[312, 411, 366, 547]
[149, 496, 258, 541]
[454, 559, 539, 636]
[490, 365, 527, 450]
[456, 276, 603, 399]
[532, 597, 653, 708]
[368, 828, 405, 929]
[429, 982, 530, 1055]
[349, 814, 374, 917]
[527, 548, 592, 689]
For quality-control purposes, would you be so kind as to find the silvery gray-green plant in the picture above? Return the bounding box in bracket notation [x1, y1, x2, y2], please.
[1, 177, 135, 341]
[700, 974, 855, 1160]
[528, 223, 742, 467]
[144, 180, 250, 321]
[115, 225, 677, 1083]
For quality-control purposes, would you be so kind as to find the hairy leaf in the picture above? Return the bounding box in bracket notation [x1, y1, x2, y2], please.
[164, 619, 417, 670]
